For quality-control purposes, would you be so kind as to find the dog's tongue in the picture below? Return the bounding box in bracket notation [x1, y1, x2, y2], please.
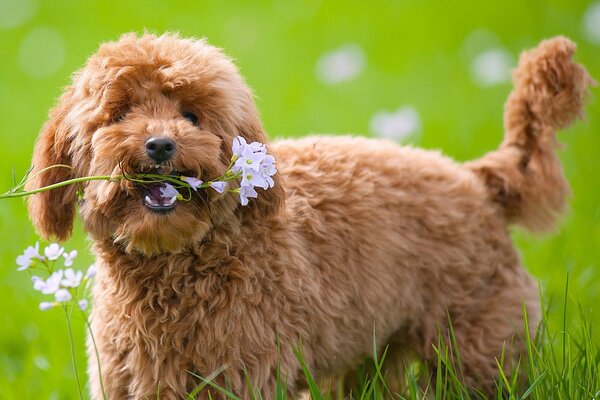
[144, 183, 176, 207]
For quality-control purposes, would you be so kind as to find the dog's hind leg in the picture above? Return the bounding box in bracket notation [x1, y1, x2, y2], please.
[434, 267, 540, 395]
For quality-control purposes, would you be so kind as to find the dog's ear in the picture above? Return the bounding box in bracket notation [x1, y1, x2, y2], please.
[26, 89, 78, 241]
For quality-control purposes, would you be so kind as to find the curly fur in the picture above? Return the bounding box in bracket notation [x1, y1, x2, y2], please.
[26, 34, 592, 399]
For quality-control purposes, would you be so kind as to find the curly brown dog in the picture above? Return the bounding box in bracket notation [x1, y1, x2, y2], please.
[26, 34, 592, 399]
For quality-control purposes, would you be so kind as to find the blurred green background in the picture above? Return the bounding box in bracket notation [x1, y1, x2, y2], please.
[0, 0, 598, 398]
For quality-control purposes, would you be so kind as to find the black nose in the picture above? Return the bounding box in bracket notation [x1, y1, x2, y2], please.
[145, 137, 176, 163]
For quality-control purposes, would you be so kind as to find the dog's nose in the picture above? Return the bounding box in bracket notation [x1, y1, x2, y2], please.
[145, 137, 176, 163]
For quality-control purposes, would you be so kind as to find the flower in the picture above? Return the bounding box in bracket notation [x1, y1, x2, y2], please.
[85, 264, 97, 280]
[209, 181, 227, 193]
[62, 250, 77, 267]
[232, 136, 249, 157]
[39, 302, 55, 311]
[159, 183, 179, 201]
[54, 288, 72, 302]
[239, 185, 258, 206]
[78, 299, 88, 310]
[259, 154, 277, 189]
[61, 268, 83, 288]
[44, 243, 64, 261]
[241, 171, 268, 190]
[16, 242, 42, 271]
[181, 176, 203, 191]
[33, 271, 63, 295]
[234, 146, 266, 173]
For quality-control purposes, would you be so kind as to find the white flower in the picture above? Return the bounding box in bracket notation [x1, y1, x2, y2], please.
[85, 264, 97, 280]
[33, 271, 63, 295]
[78, 299, 88, 310]
[16, 242, 42, 271]
[62, 250, 77, 267]
[159, 183, 179, 200]
[44, 243, 64, 261]
[54, 288, 72, 302]
[241, 171, 268, 190]
[61, 268, 83, 288]
[181, 176, 203, 191]
[233, 145, 266, 173]
[239, 186, 258, 206]
[259, 154, 277, 188]
[230, 136, 277, 205]
[39, 302, 55, 311]
[232, 136, 248, 157]
[232, 136, 264, 157]
[210, 181, 227, 193]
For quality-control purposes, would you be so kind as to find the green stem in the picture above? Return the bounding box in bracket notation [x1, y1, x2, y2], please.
[0, 175, 116, 199]
[64, 306, 84, 400]
[83, 312, 108, 400]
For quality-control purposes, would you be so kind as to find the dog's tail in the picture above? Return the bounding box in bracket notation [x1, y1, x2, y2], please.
[466, 37, 594, 232]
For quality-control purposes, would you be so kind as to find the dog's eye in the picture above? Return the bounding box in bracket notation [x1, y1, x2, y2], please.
[112, 112, 127, 124]
[182, 112, 200, 127]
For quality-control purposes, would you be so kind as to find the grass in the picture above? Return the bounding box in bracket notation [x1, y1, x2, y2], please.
[0, 0, 599, 398]
[179, 285, 599, 399]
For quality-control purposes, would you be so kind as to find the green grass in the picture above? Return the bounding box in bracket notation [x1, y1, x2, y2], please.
[0, 0, 599, 398]
[181, 289, 599, 399]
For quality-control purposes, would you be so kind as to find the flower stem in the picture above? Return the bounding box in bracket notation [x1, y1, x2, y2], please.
[83, 312, 108, 400]
[64, 306, 84, 400]
[0, 175, 116, 199]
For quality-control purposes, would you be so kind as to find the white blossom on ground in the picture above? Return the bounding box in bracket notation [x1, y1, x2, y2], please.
[54, 288, 72, 302]
[181, 176, 203, 191]
[61, 268, 83, 288]
[85, 264, 97, 280]
[44, 243, 64, 261]
[33, 271, 63, 295]
[16, 242, 42, 271]
[210, 181, 227, 193]
[78, 299, 88, 310]
[316, 43, 366, 85]
[62, 250, 77, 267]
[39, 302, 55, 311]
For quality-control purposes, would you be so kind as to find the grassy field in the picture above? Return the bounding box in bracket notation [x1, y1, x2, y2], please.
[0, 0, 599, 398]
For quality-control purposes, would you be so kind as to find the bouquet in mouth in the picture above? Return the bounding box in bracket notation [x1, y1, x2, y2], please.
[1, 136, 277, 207]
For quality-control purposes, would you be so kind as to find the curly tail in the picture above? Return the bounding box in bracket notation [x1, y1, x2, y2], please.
[466, 37, 595, 232]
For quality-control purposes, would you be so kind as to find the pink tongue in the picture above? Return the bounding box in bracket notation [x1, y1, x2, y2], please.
[149, 184, 166, 200]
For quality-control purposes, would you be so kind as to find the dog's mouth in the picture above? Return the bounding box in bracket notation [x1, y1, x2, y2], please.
[137, 182, 178, 213]
[133, 166, 193, 214]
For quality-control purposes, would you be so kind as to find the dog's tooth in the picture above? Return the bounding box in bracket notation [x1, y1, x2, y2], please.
[144, 196, 152, 205]
[166, 196, 177, 206]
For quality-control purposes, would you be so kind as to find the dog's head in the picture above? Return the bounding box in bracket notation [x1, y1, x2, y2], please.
[26, 33, 283, 254]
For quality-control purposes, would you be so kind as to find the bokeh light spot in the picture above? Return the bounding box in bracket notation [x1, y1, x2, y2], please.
[18, 27, 66, 79]
[316, 43, 366, 85]
[470, 48, 513, 87]
[370, 106, 421, 141]
[582, 1, 600, 44]
[0, 0, 38, 30]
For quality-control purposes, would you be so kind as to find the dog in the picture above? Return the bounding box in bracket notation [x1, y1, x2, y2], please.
[26, 33, 592, 399]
